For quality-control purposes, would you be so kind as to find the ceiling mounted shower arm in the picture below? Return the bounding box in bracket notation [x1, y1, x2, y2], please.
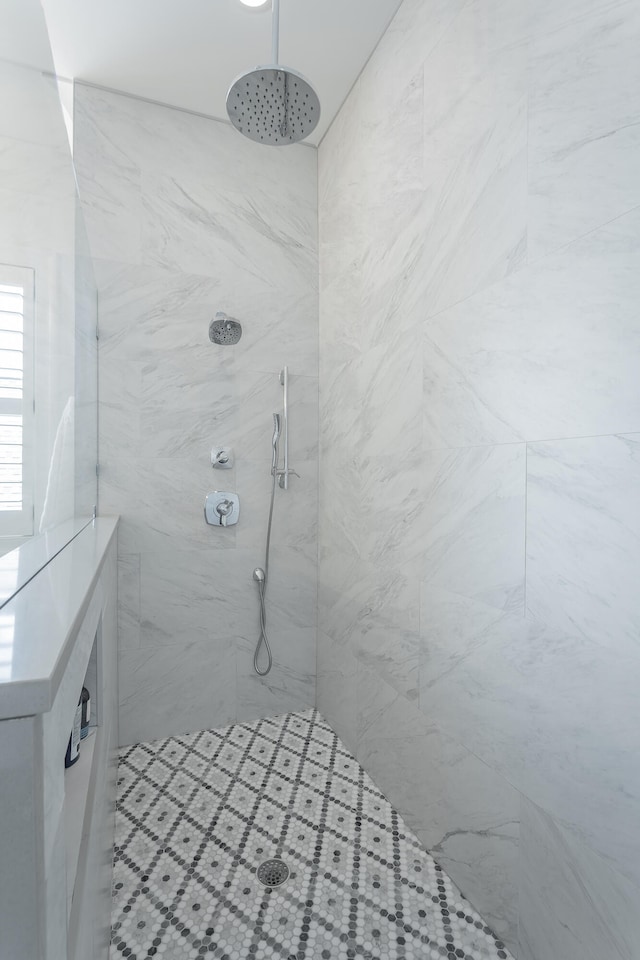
[271, 0, 279, 64]
[271, 0, 289, 139]
[225, 0, 320, 144]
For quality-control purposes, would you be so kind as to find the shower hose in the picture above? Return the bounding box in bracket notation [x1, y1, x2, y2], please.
[254, 466, 277, 676]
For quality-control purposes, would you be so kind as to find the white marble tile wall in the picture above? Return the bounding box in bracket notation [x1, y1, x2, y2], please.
[74, 84, 318, 745]
[318, 0, 640, 955]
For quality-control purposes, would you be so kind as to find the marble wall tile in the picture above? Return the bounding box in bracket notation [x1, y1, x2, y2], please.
[419, 588, 547, 782]
[356, 665, 520, 952]
[235, 459, 318, 565]
[316, 447, 363, 563]
[527, 434, 640, 659]
[423, 341, 520, 450]
[419, 586, 640, 889]
[422, 0, 528, 164]
[139, 546, 259, 646]
[140, 171, 315, 295]
[318, 264, 364, 367]
[349, 340, 423, 462]
[524, 0, 631, 39]
[236, 626, 316, 725]
[423, 206, 640, 447]
[318, 548, 420, 700]
[73, 95, 142, 264]
[98, 359, 142, 461]
[118, 634, 237, 745]
[77, 82, 318, 297]
[420, 95, 528, 319]
[368, 0, 467, 102]
[99, 457, 236, 554]
[232, 287, 318, 380]
[408, 0, 529, 318]
[96, 261, 223, 362]
[117, 554, 140, 653]
[318, 76, 364, 215]
[76, 84, 318, 736]
[518, 798, 640, 960]
[422, 443, 526, 614]
[357, 60, 424, 339]
[261, 546, 318, 633]
[351, 456, 425, 575]
[319, 360, 369, 464]
[318, 0, 640, 952]
[419, 584, 512, 692]
[231, 372, 318, 464]
[97, 271, 318, 462]
[318, 451, 423, 576]
[356, 660, 424, 744]
[527, 0, 640, 259]
[318, 75, 366, 385]
[317, 547, 363, 646]
[139, 361, 235, 460]
[360, 197, 430, 352]
[315, 629, 358, 755]
[76, 83, 317, 219]
[141, 366, 279, 463]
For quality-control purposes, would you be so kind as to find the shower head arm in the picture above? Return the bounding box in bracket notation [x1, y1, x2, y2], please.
[225, 0, 320, 145]
[271, 0, 280, 64]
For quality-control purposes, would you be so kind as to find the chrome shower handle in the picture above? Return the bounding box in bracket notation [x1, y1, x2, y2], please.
[204, 492, 240, 527]
[215, 499, 234, 527]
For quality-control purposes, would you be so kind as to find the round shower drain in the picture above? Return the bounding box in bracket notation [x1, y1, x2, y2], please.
[256, 858, 289, 887]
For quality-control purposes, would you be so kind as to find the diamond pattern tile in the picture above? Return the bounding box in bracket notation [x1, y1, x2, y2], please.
[110, 709, 513, 960]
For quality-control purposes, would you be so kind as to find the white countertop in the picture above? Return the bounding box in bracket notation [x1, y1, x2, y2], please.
[0, 517, 118, 721]
[0, 517, 94, 610]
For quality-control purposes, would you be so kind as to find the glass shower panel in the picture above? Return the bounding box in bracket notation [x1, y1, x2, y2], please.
[0, 0, 98, 576]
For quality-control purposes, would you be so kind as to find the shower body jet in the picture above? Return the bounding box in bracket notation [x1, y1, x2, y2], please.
[209, 312, 242, 345]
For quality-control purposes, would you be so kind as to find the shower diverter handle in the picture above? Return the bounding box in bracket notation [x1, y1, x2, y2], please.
[216, 499, 234, 526]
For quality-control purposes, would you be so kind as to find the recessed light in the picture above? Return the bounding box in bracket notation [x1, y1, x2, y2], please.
[238, 0, 270, 8]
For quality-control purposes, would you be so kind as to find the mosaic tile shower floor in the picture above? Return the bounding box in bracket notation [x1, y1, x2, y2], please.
[110, 709, 513, 960]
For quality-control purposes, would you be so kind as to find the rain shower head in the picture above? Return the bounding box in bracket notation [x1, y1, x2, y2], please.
[209, 312, 242, 345]
[226, 67, 320, 145]
[226, 0, 320, 145]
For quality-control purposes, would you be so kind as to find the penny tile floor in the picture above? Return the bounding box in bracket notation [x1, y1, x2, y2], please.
[110, 709, 513, 960]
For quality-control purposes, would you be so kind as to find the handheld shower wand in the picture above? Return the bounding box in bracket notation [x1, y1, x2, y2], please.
[271, 413, 281, 474]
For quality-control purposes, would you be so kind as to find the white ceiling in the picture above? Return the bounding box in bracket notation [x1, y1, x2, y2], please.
[39, 0, 403, 145]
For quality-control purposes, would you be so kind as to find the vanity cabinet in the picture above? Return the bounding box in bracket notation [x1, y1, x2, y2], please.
[0, 518, 119, 960]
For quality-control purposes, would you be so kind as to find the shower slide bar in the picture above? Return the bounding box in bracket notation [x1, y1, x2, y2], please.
[276, 366, 298, 489]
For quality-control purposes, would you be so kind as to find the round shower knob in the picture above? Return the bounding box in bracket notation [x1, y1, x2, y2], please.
[211, 446, 234, 469]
